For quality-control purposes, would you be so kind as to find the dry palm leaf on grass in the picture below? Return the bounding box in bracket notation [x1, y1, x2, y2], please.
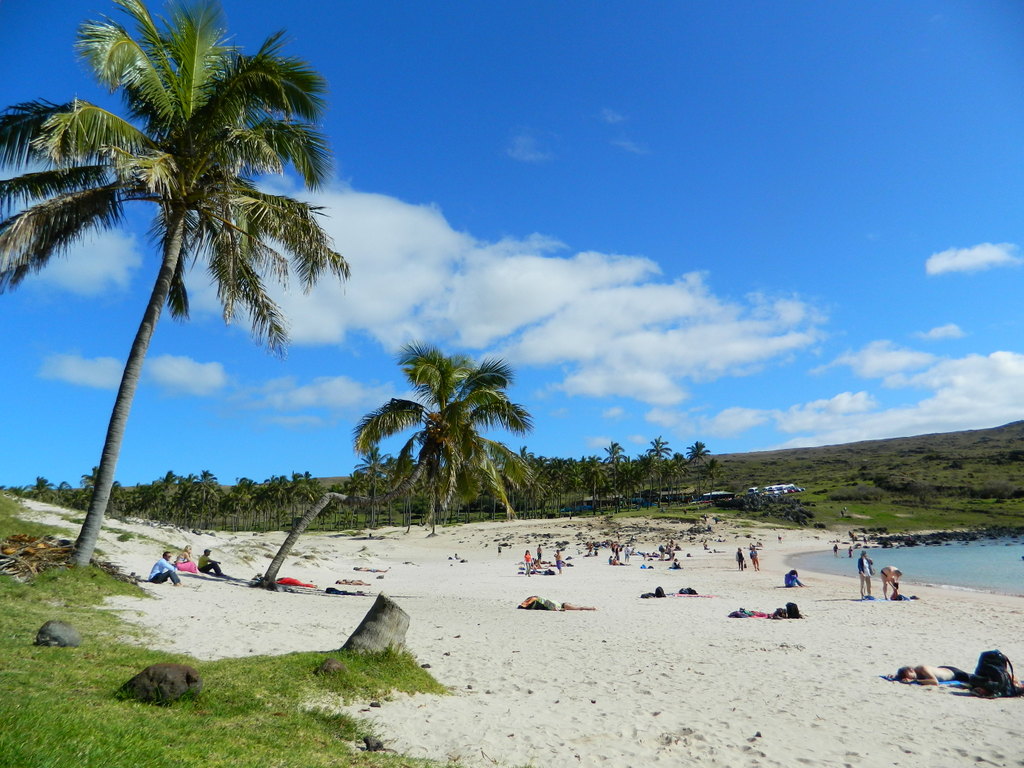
[0, 534, 135, 583]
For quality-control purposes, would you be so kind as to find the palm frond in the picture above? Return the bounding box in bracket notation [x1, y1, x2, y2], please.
[228, 188, 347, 288]
[163, 0, 229, 120]
[0, 165, 111, 218]
[77, 5, 178, 127]
[0, 185, 123, 292]
[38, 100, 152, 165]
[354, 399, 425, 453]
[0, 100, 69, 168]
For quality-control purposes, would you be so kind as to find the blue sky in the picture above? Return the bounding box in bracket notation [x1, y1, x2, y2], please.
[3, 0, 1024, 488]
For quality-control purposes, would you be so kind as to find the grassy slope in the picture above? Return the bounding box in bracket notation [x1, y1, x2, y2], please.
[0, 496, 447, 768]
[713, 420, 1024, 531]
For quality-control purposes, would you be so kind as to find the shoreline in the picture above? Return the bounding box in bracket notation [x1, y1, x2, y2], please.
[11, 500, 1024, 768]
[789, 540, 1024, 600]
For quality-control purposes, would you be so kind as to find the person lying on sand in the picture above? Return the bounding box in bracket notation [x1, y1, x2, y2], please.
[336, 579, 370, 586]
[353, 567, 389, 573]
[518, 596, 597, 611]
[893, 665, 970, 685]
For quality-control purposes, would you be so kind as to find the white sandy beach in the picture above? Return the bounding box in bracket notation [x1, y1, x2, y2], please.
[15, 499, 1024, 768]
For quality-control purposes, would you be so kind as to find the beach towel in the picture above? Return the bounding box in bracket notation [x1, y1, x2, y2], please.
[276, 577, 317, 588]
[880, 675, 965, 686]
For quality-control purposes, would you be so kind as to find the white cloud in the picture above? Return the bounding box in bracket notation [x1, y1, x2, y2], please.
[602, 406, 626, 419]
[506, 132, 553, 163]
[915, 323, 965, 341]
[702, 406, 771, 437]
[30, 231, 142, 296]
[701, 351, 1024, 449]
[585, 435, 612, 451]
[611, 138, 649, 155]
[600, 108, 626, 124]
[254, 375, 394, 413]
[186, 185, 827, 410]
[830, 340, 935, 378]
[39, 353, 123, 389]
[146, 355, 227, 397]
[925, 242, 1021, 275]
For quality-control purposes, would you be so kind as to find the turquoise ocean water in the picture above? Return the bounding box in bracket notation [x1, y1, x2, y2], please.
[789, 538, 1024, 596]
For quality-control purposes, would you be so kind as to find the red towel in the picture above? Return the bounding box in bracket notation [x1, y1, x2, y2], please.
[276, 577, 317, 588]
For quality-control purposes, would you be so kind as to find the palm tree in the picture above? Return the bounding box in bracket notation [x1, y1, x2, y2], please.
[0, 0, 347, 566]
[686, 441, 711, 496]
[255, 344, 533, 588]
[355, 343, 533, 534]
[604, 441, 625, 511]
[353, 447, 390, 528]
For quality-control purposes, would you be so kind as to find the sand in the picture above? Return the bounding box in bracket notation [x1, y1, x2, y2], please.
[15, 499, 1024, 767]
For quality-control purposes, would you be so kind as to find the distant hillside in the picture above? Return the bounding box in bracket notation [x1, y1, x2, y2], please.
[719, 420, 1024, 492]
[714, 421, 1024, 530]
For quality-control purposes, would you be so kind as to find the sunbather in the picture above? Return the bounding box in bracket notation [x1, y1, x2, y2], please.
[893, 665, 970, 685]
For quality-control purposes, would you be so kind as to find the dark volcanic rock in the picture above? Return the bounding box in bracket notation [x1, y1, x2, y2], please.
[34, 620, 81, 647]
[119, 663, 202, 704]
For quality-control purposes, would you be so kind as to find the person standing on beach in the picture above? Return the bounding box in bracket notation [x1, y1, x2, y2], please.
[749, 545, 760, 571]
[833, 543, 839, 557]
[858, 550, 874, 597]
[736, 547, 746, 571]
[524, 549, 533, 576]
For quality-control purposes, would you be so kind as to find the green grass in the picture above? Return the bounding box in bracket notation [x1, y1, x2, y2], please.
[0, 498, 448, 768]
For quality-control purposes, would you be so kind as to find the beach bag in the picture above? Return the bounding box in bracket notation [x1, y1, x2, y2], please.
[654, 586, 666, 598]
[971, 650, 1016, 697]
[679, 587, 698, 595]
[785, 602, 802, 619]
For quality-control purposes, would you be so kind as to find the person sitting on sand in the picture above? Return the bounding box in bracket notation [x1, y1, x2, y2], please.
[880, 566, 902, 600]
[784, 569, 806, 588]
[197, 548, 226, 577]
[174, 546, 199, 574]
[893, 665, 971, 685]
[148, 551, 182, 586]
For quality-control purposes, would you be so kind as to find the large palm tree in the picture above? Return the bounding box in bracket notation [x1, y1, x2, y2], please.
[0, 0, 347, 566]
[254, 344, 533, 588]
[355, 343, 533, 534]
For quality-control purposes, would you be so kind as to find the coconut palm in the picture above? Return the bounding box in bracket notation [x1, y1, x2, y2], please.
[254, 344, 533, 588]
[354, 343, 533, 534]
[0, 0, 347, 566]
[686, 441, 711, 496]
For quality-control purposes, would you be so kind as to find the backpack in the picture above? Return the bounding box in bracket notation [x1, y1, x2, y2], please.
[654, 586, 666, 598]
[786, 602, 802, 619]
[970, 650, 1016, 697]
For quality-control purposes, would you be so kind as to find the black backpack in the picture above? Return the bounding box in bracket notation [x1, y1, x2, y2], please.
[970, 650, 1016, 697]
[786, 602, 802, 619]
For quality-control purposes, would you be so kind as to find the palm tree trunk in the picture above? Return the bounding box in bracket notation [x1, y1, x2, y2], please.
[255, 463, 425, 589]
[71, 212, 186, 567]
